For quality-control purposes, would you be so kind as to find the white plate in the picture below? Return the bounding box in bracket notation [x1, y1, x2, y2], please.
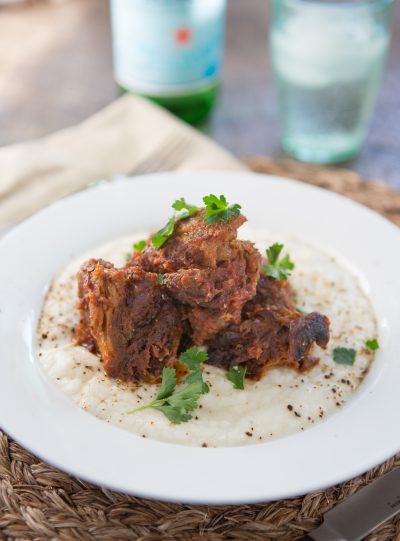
[0, 171, 399, 504]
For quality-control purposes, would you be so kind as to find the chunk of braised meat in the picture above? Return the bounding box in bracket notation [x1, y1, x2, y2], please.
[207, 274, 330, 379]
[132, 209, 247, 272]
[75, 259, 182, 383]
[163, 241, 261, 343]
[130, 210, 262, 343]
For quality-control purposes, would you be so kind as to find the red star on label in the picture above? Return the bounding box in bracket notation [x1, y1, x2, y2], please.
[175, 26, 191, 45]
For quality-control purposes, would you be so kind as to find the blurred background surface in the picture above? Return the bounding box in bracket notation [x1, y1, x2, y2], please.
[0, 0, 399, 186]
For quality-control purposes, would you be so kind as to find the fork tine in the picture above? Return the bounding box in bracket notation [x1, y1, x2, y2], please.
[143, 136, 189, 173]
[133, 142, 175, 175]
[160, 139, 191, 171]
[131, 138, 177, 175]
[129, 136, 190, 176]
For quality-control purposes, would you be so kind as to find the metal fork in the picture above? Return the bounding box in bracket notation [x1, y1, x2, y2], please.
[128, 135, 191, 176]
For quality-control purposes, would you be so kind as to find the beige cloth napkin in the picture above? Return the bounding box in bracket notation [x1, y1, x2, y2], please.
[0, 94, 246, 227]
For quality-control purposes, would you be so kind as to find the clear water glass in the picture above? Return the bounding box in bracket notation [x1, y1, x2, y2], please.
[270, 0, 394, 164]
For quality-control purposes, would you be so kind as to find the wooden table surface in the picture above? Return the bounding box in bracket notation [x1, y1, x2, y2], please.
[1, 0, 399, 187]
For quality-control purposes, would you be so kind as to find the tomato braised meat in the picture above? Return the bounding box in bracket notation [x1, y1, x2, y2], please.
[206, 273, 330, 379]
[75, 259, 182, 382]
[76, 204, 330, 384]
[131, 209, 261, 343]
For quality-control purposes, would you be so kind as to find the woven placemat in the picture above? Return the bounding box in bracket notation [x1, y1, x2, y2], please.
[1, 157, 400, 541]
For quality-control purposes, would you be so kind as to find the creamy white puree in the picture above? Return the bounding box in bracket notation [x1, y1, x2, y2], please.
[37, 229, 377, 447]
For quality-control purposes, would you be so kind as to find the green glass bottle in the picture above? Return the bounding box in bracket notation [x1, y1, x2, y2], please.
[110, 0, 226, 126]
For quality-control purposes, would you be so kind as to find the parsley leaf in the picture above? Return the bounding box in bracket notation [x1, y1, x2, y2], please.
[165, 379, 204, 412]
[203, 194, 241, 225]
[185, 369, 210, 394]
[155, 367, 176, 400]
[179, 346, 209, 393]
[151, 216, 175, 249]
[150, 379, 204, 424]
[133, 240, 146, 252]
[227, 365, 247, 390]
[151, 198, 199, 249]
[128, 347, 209, 423]
[263, 243, 295, 281]
[172, 198, 199, 219]
[157, 274, 167, 285]
[333, 347, 357, 365]
[365, 338, 379, 351]
[266, 243, 283, 265]
[179, 346, 208, 370]
[152, 403, 193, 424]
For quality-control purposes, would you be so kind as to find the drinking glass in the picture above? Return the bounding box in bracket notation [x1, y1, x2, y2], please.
[270, 0, 394, 164]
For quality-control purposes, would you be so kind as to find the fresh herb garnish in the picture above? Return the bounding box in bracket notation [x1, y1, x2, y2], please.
[184, 369, 210, 393]
[227, 365, 247, 390]
[125, 253, 131, 262]
[128, 346, 209, 423]
[133, 240, 146, 252]
[151, 198, 199, 249]
[151, 216, 175, 249]
[179, 346, 210, 393]
[365, 338, 379, 351]
[333, 347, 357, 365]
[157, 274, 167, 285]
[203, 194, 241, 225]
[155, 366, 176, 400]
[152, 380, 204, 424]
[296, 306, 306, 314]
[179, 346, 208, 370]
[263, 243, 295, 281]
[172, 197, 199, 219]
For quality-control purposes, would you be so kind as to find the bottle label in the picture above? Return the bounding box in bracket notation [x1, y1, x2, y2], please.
[110, 0, 226, 96]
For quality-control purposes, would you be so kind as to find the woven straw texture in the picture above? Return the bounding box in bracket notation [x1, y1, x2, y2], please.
[1, 157, 400, 541]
